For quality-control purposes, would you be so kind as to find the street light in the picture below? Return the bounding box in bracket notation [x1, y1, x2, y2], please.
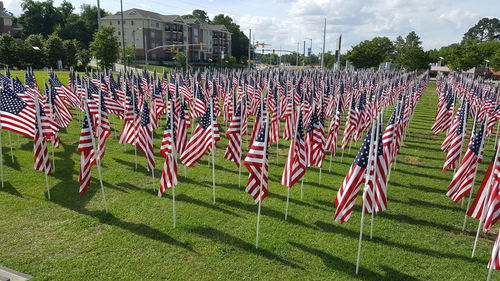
[485, 59, 490, 68]
[438, 56, 444, 66]
[132, 28, 146, 63]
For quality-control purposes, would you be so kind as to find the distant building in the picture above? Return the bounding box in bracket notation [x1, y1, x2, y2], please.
[100, 8, 231, 63]
[0, 1, 22, 38]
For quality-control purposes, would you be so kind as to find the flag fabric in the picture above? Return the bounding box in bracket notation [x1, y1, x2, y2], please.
[78, 114, 96, 194]
[136, 102, 156, 171]
[33, 106, 51, 175]
[281, 111, 306, 188]
[488, 232, 500, 270]
[175, 100, 190, 155]
[224, 103, 243, 167]
[0, 85, 36, 138]
[442, 103, 467, 171]
[243, 113, 269, 203]
[181, 101, 220, 167]
[446, 120, 485, 202]
[334, 128, 374, 223]
[325, 108, 341, 156]
[305, 107, 325, 167]
[341, 97, 358, 149]
[158, 114, 178, 197]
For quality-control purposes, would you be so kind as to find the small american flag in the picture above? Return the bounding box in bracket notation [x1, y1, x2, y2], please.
[243, 113, 269, 203]
[224, 103, 243, 167]
[78, 114, 96, 194]
[158, 113, 178, 197]
[136, 102, 156, 171]
[281, 111, 306, 188]
[0, 84, 36, 138]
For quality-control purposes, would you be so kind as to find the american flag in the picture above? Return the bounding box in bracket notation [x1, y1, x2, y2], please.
[243, 113, 269, 203]
[325, 108, 341, 156]
[268, 87, 280, 144]
[33, 104, 51, 175]
[341, 96, 359, 149]
[119, 85, 140, 145]
[382, 107, 397, 164]
[432, 91, 454, 134]
[283, 93, 294, 141]
[151, 83, 166, 129]
[224, 103, 243, 167]
[136, 102, 156, 171]
[180, 101, 220, 167]
[193, 87, 207, 118]
[281, 110, 306, 188]
[78, 114, 96, 194]
[442, 103, 467, 171]
[305, 106, 325, 167]
[158, 113, 178, 197]
[364, 123, 389, 214]
[488, 231, 500, 270]
[50, 73, 80, 108]
[446, 120, 485, 202]
[96, 92, 111, 161]
[0, 84, 36, 138]
[175, 100, 190, 155]
[467, 150, 500, 232]
[334, 128, 374, 223]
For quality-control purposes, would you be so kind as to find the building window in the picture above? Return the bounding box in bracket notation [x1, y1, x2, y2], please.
[109, 21, 112, 25]
[151, 31, 155, 38]
[156, 22, 159, 28]
[118, 31, 121, 35]
[118, 20, 120, 25]
[131, 20, 134, 26]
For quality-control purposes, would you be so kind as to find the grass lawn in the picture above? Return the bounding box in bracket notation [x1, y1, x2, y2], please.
[0, 78, 496, 280]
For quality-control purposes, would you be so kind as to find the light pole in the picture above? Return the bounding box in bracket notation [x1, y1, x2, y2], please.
[296, 42, 299, 66]
[485, 59, 490, 68]
[438, 56, 444, 66]
[132, 28, 145, 63]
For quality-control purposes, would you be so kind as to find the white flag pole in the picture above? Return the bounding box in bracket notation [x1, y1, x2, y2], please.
[356, 120, 376, 275]
[210, 88, 217, 204]
[463, 114, 487, 231]
[85, 81, 108, 212]
[34, 86, 51, 200]
[255, 112, 269, 249]
[284, 104, 300, 220]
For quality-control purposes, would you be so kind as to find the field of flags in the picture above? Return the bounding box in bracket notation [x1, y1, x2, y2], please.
[0, 67, 499, 280]
[432, 73, 500, 280]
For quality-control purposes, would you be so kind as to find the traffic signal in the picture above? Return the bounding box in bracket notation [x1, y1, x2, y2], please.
[200, 43, 204, 50]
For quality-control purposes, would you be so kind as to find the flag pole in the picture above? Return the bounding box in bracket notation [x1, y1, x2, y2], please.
[463, 115, 487, 231]
[471, 133, 499, 257]
[356, 120, 376, 275]
[256, 112, 269, 249]
[370, 108, 383, 239]
[85, 82, 108, 213]
[285, 104, 300, 220]
[210, 90, 217, 204]
[34, 88, 51, 200]
[7, 130, 13, 163]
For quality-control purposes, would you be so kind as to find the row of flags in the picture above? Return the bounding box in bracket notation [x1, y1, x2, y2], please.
[433, 72, 500, 275]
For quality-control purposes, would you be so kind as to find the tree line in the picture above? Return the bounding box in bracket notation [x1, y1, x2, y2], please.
[344, 18, 500, 71]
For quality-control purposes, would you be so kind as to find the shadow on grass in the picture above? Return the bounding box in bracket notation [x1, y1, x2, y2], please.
[217, 198, 318, 231]
[390, 197, 463, 212]
[176, 193, 243, 218]
[46, 143, 196, 253]
[189, 226, 303, 269]
[314, 221, 480, 263]
[389, 181, 444, 195]
[289, 242, 419, 281]
[0, 181, 24, 198]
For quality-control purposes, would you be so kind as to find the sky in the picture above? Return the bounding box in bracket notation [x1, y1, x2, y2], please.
[3, 0, 499, 55]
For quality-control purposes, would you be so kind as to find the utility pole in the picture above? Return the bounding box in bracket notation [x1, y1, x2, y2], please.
[97, 0, 101, 27]
[248, 29, 252, 68]
[120, 0, 126, 73]
[320, 18, 326, 69]
[296, 42, 299, 66]
[144, 32, 148, 65]
[303, 41, 305, 66]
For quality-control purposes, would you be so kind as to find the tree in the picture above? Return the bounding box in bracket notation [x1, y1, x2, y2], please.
[344, 37, 394, 68]
[91, 26, 119, 69]
[405, 31, 422, 47]
[395, 46, 429, 70]
[121, 45, 135, 65]
[63, 39, 79, 68]
[192, 9, 210, 23]
[18, 0, 63, 37]
[0, 34, 18, 67]
[175, 52, 186, 68]
[78, 49, 92, 68]
[26, 34, 46, 68]
[462, 17, 500, 44]
[45, 33, 65, 68]
[212, 14, 249, 62]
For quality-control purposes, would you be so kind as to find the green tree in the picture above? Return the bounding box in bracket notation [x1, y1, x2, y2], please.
[45, 33, 65, 68]
[63, 39, 79, 68]
[212, 14, 249, 62]
[18, 0, 63, 37]
[175, 52, 186, 68]
[121, 45, 135, 65]
[491, 50, 500, 70]
[405, 31, 422, 47]
[344, 37, 394, 68]
[78, 48, 92, 68]
[192, 9, 210, 23]
[0, 34, 18, 67]
[26, 34, 46, 68]
[90, 26, 119, 70]
[395, 46, 429, 70]
[462, 17, 500, 44]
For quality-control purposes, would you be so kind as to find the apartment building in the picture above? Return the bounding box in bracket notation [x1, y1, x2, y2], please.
[100, 8, 232, 63]
[0, 1, 22, 38]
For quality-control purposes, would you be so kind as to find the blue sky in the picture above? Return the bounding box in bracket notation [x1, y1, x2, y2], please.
[3, 0, 499, 54]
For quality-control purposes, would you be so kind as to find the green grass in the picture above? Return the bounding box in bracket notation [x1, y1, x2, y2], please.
[135, 64, 173, 74]
[0, 79, 496, 280]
